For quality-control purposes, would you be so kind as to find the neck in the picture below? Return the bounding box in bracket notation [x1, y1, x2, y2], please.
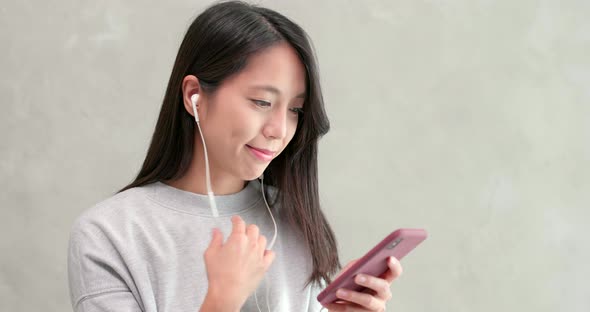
[163, 139, 247, 195]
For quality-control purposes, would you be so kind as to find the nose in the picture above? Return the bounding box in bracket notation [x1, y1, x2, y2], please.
[262, 107, 288, 140]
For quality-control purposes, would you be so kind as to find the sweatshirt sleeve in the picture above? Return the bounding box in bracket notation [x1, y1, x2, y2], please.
[67, 214, 143, 312]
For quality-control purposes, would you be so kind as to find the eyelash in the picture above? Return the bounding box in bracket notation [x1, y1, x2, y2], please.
[251, 99, 304, 116]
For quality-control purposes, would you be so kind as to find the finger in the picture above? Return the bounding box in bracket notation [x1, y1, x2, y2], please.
[381, 256, 403, 283]
[320, 302, 349, 312]
[246, 224, 260, 245]
[322, 298, 365, 312]
[335, 288, 385, 311]
[354, 274, 392, 301]
[208, 227, 223, 248]
[258, 234, 267, 249]
[230, 215, 246, 237]
[262, 249, 275, 268]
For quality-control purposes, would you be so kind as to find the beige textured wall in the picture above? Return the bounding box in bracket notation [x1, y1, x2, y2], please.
[1, 0, 588, 311]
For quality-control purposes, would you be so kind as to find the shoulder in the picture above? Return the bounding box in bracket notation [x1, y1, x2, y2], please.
[67, 185, 154, 307]
[69, 184, 154, 243]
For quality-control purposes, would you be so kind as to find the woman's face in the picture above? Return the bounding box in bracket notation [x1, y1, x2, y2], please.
[192, 42, 306, 182]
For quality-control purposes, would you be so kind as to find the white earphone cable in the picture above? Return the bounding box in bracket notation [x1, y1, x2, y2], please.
[191, 94, 218, 218]
[191, 94, 277, 312]
[260, 174, 278, 250]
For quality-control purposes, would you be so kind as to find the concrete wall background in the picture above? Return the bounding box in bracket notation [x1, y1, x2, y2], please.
[1, 0, 588, 311]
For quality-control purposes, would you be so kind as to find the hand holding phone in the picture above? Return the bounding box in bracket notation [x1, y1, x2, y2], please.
[317, 228, 427, 306]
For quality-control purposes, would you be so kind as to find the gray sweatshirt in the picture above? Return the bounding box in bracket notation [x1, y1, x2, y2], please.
[67, 179, 326, 311]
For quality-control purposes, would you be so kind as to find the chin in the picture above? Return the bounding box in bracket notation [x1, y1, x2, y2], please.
[245, 173, 263, 181]
[241, 168, 267, 181]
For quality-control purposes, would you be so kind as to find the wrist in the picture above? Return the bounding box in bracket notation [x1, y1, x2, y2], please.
[200, 288, 241, 312]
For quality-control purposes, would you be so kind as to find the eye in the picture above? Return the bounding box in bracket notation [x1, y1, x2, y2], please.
[251, 99, 271, 107]
[290, 107, 304, 116]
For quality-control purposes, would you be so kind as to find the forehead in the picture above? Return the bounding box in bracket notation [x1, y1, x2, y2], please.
[227, 42, 307, 97]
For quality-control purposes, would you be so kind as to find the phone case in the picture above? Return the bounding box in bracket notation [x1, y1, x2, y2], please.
[317, 228, 427, 305]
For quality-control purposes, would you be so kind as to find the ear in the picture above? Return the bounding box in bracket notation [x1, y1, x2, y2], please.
[181, 75, 203, 118]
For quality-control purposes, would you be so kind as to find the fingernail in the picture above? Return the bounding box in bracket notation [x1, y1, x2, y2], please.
[357, 275, 366, 283]
[337, 289, 349, 298]
[389, 257, 397, 264]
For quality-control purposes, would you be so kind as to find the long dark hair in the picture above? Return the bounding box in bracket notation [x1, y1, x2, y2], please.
[118, 0, 340, 288]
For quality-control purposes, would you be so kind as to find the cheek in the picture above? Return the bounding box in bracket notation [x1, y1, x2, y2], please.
[227, 119, 248, 142]
[276, 124, 298, 157]
[284, 121, 299, 144]
[227, 110, 258, 142]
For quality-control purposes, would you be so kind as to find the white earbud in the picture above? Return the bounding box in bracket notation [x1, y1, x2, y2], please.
[191, 94, 199, 122]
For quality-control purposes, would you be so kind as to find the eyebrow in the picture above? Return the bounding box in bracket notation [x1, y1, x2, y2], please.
[249, 85, 306, 99]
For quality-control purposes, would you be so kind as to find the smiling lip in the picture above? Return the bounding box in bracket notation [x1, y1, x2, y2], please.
[246, 145, 276, 161]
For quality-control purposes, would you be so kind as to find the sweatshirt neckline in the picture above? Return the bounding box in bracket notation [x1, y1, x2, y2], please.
[146, 180, 262, 217]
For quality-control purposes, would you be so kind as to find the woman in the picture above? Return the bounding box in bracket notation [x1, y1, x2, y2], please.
[67, 1, 402, 311]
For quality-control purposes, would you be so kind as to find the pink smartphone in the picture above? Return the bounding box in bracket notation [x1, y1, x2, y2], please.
[317, 228, 427, 305]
